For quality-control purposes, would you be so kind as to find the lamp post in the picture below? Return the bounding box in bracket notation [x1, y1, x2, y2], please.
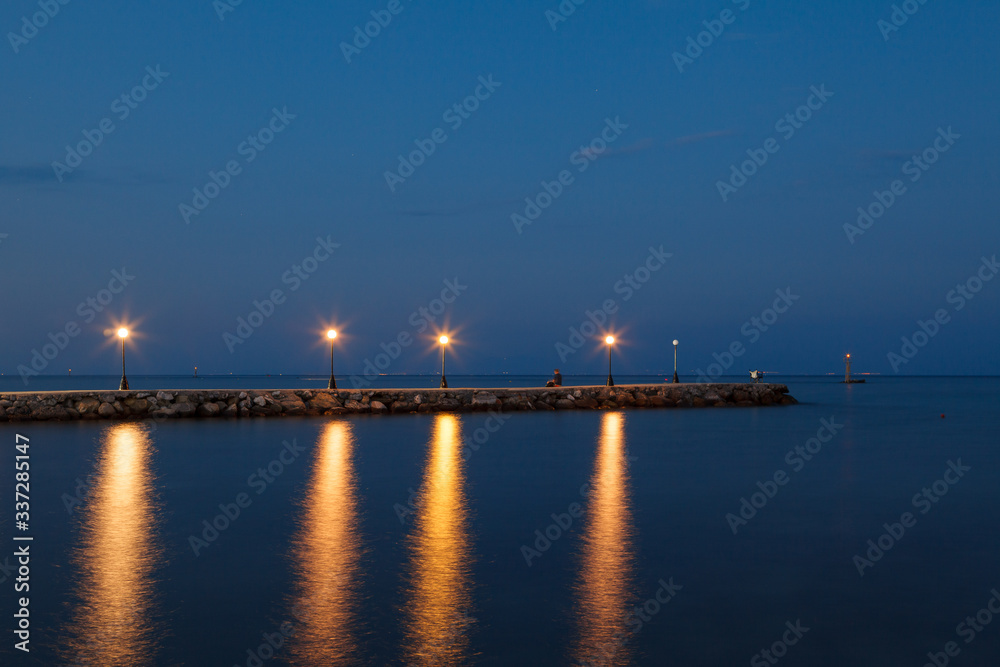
[605, 335, 615, 387]
[327, 329, 338, 389]
[672, 339, 679, 384]
[117, 328, 129, 390]
[439, 335, 449, 388]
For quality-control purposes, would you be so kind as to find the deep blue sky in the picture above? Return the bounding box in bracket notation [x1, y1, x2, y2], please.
[2, 0, 998, 378]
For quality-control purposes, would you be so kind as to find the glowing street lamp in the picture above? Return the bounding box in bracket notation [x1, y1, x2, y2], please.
[117, 327, 129, 390]
[326, 329, 338, 390]
[439, 335, 449, 388]
[672, 339, 680, 384]
[605, 335, 615, 387]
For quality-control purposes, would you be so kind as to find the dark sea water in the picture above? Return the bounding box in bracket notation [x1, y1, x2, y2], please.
[1, 376, 998, 666]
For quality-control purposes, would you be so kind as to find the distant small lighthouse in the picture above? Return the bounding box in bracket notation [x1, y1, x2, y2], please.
[842, 354, 865, 383]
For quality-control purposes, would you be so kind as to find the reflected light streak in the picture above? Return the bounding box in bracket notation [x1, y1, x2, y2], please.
[286, 421, 363, 666]
[403, 413, 475, 666]
[573, 412, 636, 667]
[62, 423, 163, 667]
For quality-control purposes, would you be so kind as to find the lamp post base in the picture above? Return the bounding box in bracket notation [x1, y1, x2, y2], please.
[119, 376, 129, 391]
[672, 372, 679, 384]
[606, 375, 614, 387]
[328, 377, 337, 390]
[440, 377, 448, 389]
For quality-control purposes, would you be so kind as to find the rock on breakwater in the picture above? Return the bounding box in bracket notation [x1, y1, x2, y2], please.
[0, 384, 796, 422]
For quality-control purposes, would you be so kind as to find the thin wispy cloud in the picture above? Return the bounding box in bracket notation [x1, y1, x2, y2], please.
[667, 129, 735, 147]
[0, 165, 169, 188]
[396, 198, 522, 218]
[861, 149, 918, 162]
[578, 130, 734, 161]
[581, 137, 658, 161]
[852, 148, 925, 176]
[0, 165, 58, 186]
[724, 31, 789, 43]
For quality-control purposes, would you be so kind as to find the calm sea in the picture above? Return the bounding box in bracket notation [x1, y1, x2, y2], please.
[1, 376, 998, 666]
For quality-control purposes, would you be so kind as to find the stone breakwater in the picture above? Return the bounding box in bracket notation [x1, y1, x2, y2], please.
[0, 384, 797, 421]
[0, 384, 795, 423]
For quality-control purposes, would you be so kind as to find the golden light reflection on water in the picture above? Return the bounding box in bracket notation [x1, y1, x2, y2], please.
[402, 413, 475, 666]
[286, 421, 363, 666]
[573, 411, 636, 667]
[62, 423, 162, 667]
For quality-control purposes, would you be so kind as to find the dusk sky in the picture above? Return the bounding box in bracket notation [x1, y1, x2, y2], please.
[3, 0, 998, 378]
